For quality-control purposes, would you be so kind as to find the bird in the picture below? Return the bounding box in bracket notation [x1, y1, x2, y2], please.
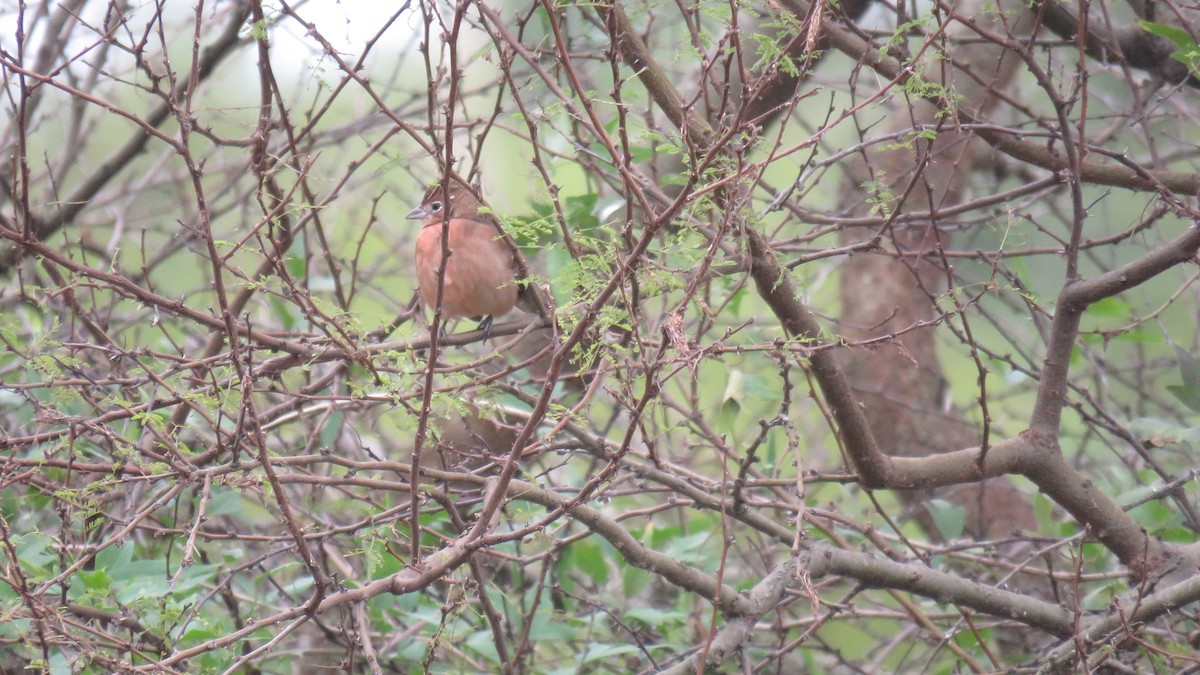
[407, 179, 521, 341]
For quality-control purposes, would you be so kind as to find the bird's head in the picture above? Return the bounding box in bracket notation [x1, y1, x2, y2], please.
[406, 179, 482, 225]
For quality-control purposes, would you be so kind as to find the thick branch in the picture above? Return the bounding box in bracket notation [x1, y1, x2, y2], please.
[661, 564, 792, 674]
[743, 228, 890, 485]
[595, 1, 713, 144]
[1035, 1, 1200, 88]
[805, 542, 1074, 636]
[1040, 571, 1200, 672]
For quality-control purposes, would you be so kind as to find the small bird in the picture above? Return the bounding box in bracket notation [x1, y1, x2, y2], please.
[407, 180, 520, 341]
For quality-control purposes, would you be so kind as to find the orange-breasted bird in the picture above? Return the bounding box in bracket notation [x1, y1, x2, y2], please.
[407, 180, 524, 340]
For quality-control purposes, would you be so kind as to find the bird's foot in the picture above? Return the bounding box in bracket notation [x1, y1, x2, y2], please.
[476, 315, 494, 343]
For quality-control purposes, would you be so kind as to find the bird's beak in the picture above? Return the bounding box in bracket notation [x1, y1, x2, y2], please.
[405, 206, 427, 220]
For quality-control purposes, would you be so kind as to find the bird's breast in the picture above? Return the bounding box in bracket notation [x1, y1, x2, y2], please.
[415, 219, 518, 319]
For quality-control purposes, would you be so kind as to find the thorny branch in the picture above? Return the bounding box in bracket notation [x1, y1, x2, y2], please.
[0, 0, 1198, 672]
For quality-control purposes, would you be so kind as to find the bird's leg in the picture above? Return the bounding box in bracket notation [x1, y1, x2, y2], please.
[476, 315, 494, 343]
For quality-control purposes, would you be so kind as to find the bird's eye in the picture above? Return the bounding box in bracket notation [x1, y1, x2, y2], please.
[430, 201, 443, 213]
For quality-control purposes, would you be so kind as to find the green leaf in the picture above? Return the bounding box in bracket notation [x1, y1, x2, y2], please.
[1160, 526, 1195, 544]
[952, 625, 992, 651]
[1079, 580, 1119, 611]
[94, 540, 134, 572]
[48, 652, 72, 675]
[113, 571, 172, 604]
[1132, 419, 1199, 452]
[179, 627, 221, 646]
[250, 19, 270, 41]
[1138, 21, 1200, 71]
[1089, 297, 1129, 318]
[623, 607, 685, 629]
[662, 532, 713, 565]
[465, 629, 502, 662]
[725, 286, 747, 318]
[580, 643, 641, 663]
[1111, 327, 1162, 344]
[1167, 385, 1200, 413]
[622, 565, 651, 599]
[716, 369, 745, 435]
[206, 489, 248, 518]
[926, 499, 965, 540]
[16, 532, 57, 579]
[319, 411, 343, 449]
[268, 295, 296, 331]
[564, 193, 600, 232]
[1168, 345, 1200, 412]
[1173, 345, 1200, 389]
[524, 612, 578, 641]
[286, 240, 307, 279]
[1138, 20, 1197, 52]
[365, 539, 403, 579]
[79, 568, 112, 592]
[565, 540, 609, 586]
[505, 213, 556, 249]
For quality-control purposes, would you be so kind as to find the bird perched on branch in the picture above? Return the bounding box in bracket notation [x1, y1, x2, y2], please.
[407, 179, 535, 341]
